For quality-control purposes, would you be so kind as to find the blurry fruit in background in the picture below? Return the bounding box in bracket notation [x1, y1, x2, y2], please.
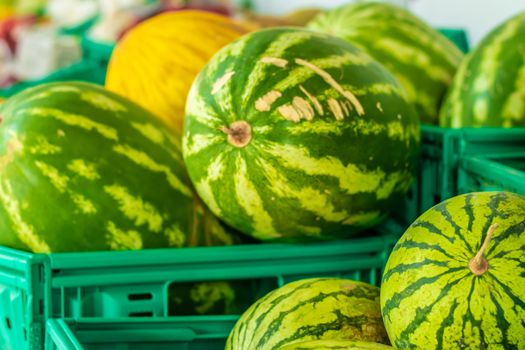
[160, 0, 233, 16]
[238, 7, 321, 28]
[105, 10, 254, 134]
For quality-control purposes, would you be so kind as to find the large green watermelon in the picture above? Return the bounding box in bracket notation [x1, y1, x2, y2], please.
[226, 278, 389, 350]
[308, 2, 463, 125]
[182, 27, 420, 242]
[277, 340, 394, 350]
[381, 191, 525, 349]
[440, 11, 525, 127]
[0, 82, 244, 252]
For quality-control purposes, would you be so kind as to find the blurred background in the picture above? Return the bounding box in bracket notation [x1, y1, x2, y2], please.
[0, 0, 523, 95]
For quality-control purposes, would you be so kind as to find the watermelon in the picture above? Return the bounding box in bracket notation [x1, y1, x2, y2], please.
[277, 340, 394, 350]
[308, 2, 463, 125]
[182, 27, 420, 242]
[0, 82, 244, 252]
[440, 11, 525, 127]
[226, 278, 389, 350]
[380, 191, 525, 349]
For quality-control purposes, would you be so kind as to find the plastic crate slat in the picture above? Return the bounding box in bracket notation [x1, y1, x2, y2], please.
[50, 255, 384, 288]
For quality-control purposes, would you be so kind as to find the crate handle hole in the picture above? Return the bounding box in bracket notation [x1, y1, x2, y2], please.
[5, 317, 10, 329]
[128, 293, 153, 301]
[128, 311, 154, 317]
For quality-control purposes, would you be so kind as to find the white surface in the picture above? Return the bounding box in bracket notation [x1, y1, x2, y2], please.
[409, 0, 525, 46]
[250, 0, 525, 47]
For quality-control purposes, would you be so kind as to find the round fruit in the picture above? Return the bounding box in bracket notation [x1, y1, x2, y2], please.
[381, 191, 525, 349]
[308, 2, 463, 124]
[277, 339, 394, 350]
[183, 27, 420, 242]
[226, 278, 389, 350]
[0, 82, 243, 252]
[440, 11, 525, 127]
[105, 10, 254, 134]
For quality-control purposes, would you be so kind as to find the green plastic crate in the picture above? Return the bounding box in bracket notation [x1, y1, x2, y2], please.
[438, 28, 469, 53]
[394, 125, 525, 225]
[458, 154, 525, 195]
[80, 36, 114, 83]
[0, 219, 402, 350]
[46, 317, 237, 350]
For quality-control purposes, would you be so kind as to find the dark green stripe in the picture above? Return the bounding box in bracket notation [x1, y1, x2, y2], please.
[392, 239, 457, 261]
[411, 220, 455, 243]
[434, 203, 473, 254]
[482, 193, 512, 255]
[273, 312, 371, 349]
[382, 258, 450, 283]
[488, 272, 525, 311]
[242, 278, 331, 348]
[464, 193, 475, 232]
[254, 283, 378, 349]
[489, 288, 513, 348]
[382, 267, 467, 317]
[488, 222, 525, 257]
[396, 273, 465, 347]
[461, 277, 484, 348]
[435, 298, 460, 350]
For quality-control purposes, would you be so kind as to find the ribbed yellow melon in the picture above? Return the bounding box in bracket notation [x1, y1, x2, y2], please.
[105, 10, 254, 134]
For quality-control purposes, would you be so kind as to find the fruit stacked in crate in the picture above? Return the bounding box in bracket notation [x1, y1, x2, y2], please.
[1, 2, 524, 350]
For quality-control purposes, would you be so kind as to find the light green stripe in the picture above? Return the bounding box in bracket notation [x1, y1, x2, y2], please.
[242, 30, 315, 102]
[183, 133, 224, 157]
[67, 159, 100, 181]
[104, 184, 163, 232]
[273, 52, 373, 93]
[81, 91, 126, 112]
[234, 155, 279, 238]
[502, 62, 525, 124]
[376, 38, 452, 84]
[29, 137, 61, 155]
[106, 221, 143, 250]
[448, 54, 471, 127]
[131, 122, 165, 145]
[70, 192, 97, 214]
[113, 144, 192, 197]
[164, 224, 186, 247]
[24, 107, 119, 141]
[185, 83, 224, 129]
[205, 38, 248, 81]
[0, 180, 50, 253]
[195, 152, 226, 216]
[257, 157, 349, 223]
[35, 161, 69, 193]
[260, 141, 383, 195]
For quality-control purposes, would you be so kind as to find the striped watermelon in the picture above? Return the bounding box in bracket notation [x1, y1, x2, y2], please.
[440, 11, 525, 127]
[308, 2, 463, 125]
[277, 340, 393, 350]
[380, 191, 525, 349]
[0, 82, 244, 252]
[226, 278, 389, 350]
[182, 27, 420, 242]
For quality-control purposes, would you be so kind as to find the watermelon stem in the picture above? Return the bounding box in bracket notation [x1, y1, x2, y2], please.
[469, 223, 498, 276]
[221, 121, 252, 148]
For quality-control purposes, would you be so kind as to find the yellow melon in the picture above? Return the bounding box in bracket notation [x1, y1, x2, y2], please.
[105, 10, 254, 133]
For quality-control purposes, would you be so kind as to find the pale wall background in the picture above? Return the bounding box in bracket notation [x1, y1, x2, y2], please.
[250, 0, 525, 46]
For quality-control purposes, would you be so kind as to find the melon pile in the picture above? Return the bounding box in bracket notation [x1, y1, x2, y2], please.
[0, 2, 524, 349]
